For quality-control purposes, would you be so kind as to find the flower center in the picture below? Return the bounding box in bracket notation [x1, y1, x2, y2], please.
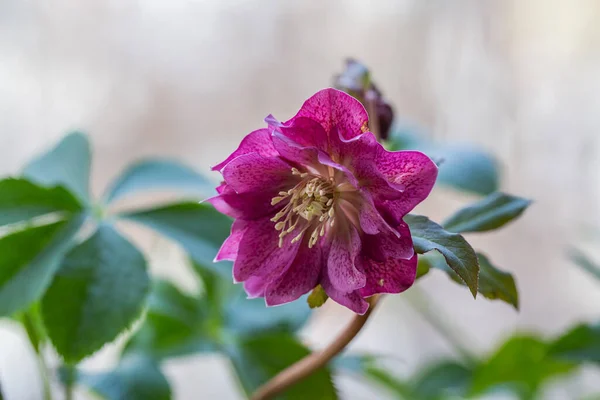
[271, 168, 336, 248]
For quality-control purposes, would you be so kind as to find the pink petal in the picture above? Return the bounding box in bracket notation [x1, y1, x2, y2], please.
[265, 245, 322, 306]
[233, 217, 302, 283]
[271, 132, 321, 169]
[244, 276, 269, 298]
[269, 116, 329, 151]
[214, 219, 247, 262]
[321, 273, 369, 315]
[206, 189, 278, 220]
[212, 129, 278, 171]
[289, 88, 369, 140]
[375, 150, 438, 223]
[222, 152, 295, 194]
[361, 220, 414, 262]
[326, 226, 365, 292]
[357, 253, 417, 297]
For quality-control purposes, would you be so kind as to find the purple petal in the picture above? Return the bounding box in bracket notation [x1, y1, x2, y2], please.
[321, 273, 369, 315]
[244, 276, 269, 298]
[357, 253, 417, 297]
[206, 188, 278, 220]
[361, 220, 414, 262]
[326, 226, 365, 292]
[214, 219, 247, 262]
[271, 116, 329, 151]
[289, 88, 369, 140]
[271, 132, 321, 169]
[222, 152, 295, 193]
[233, 217, 302, 283]
[375, 150, 438, 223]
[212, 128, 278, 171]
[265, 244, 322, 306]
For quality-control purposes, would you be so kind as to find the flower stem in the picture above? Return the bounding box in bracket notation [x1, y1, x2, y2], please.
[21, 310, 53, 400]
[250, 295, 381, 400]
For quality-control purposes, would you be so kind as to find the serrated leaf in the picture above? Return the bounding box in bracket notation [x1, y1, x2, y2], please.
[227, 333, 337, 400]
[0, 216, 84, 317]
[428, 145, 500, 196]
[412, 361, 473, 400]
[471, 336, 576, 398]
[549, 323, 600, 364]
[419, 253, 518, 309]
[23, 132, 91, 204]
[41, 225, 150, 362]
[124, 279, 216, 360]
[405, 214, 479, 297]
[443, 192, 531, 233]
[119, 202, 232, 277]
[0, 179, 83, 227]
[74, 355, 171, 400]
[104, 159, 214, 204]
[568, 248, 600, 281]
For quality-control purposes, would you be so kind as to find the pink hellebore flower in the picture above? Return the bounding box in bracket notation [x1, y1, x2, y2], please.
[210, 88, 437, 314]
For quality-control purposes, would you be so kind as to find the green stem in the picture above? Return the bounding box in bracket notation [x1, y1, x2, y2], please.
[62, 365, 75, 400]
[21, 310, 53, 400]
[406, 286, 477, 366]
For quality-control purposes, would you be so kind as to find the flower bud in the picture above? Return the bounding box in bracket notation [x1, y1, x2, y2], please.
[334, 59, 395, 140]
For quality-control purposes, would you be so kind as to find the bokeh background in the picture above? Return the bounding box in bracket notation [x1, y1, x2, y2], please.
[1, 0, 600, 398]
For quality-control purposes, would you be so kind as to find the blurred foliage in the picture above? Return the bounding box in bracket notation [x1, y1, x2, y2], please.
[337, 322, 600, 400]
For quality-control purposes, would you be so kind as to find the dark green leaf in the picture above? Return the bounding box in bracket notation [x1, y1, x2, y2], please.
[443, 192, 531, 233]
[429, 145, 500, 196]
[23, 132, 91, 204]
[405, 214, 479, 297]
[419, 253, 518, 309]
[549, 323, 600, 364]
[41, 225, 150, 362]
[0, 216, 84, 316]
[119, 202, 232, 277]
[0, 179, 83, 227]
[412, 361, 473, 400]
[104, 159, 214, 204]
[224, 286, 311, 336]
[471, 336, 576, 397]
[568, 248, 600, 281]
[124, 279, 216, 360]
[227, 333, 337, 400]
[75, 355, 171, 400]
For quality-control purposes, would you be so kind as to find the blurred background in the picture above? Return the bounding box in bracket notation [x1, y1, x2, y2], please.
[1, 0, 600, 398]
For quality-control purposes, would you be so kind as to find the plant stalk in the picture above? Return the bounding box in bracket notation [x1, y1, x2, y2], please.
[250, 295, 381, 400]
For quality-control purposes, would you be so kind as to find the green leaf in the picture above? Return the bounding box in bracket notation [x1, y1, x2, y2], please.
[0, 216, 84, 317]
[119, 202, 232, 277]
[224, 286, 311, 336]
[471, 336, 576, 398]
[362, 366, 414, 399]
[0, 179, 83, 227]
[418, 253, 518, 309]
[429, 145, 500, 196]
[124, 279, 216, 360]
[227, 333, 337, 400]
[412, 361, 473, 400]
[18, 304, 47, 354]
[443, 192, 531, 233]
[549, 323, 600, 364]
[568, 248, 600, 281]
[23, 132, 91, 204]
[104, 159, 215, 204]
[75, 355, 171, 400]
[41, 225, 150, 363]
[405, 214, 479, 297]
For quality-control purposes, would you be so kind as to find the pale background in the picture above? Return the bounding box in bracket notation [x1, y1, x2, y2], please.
[1, 0, 600, 399]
